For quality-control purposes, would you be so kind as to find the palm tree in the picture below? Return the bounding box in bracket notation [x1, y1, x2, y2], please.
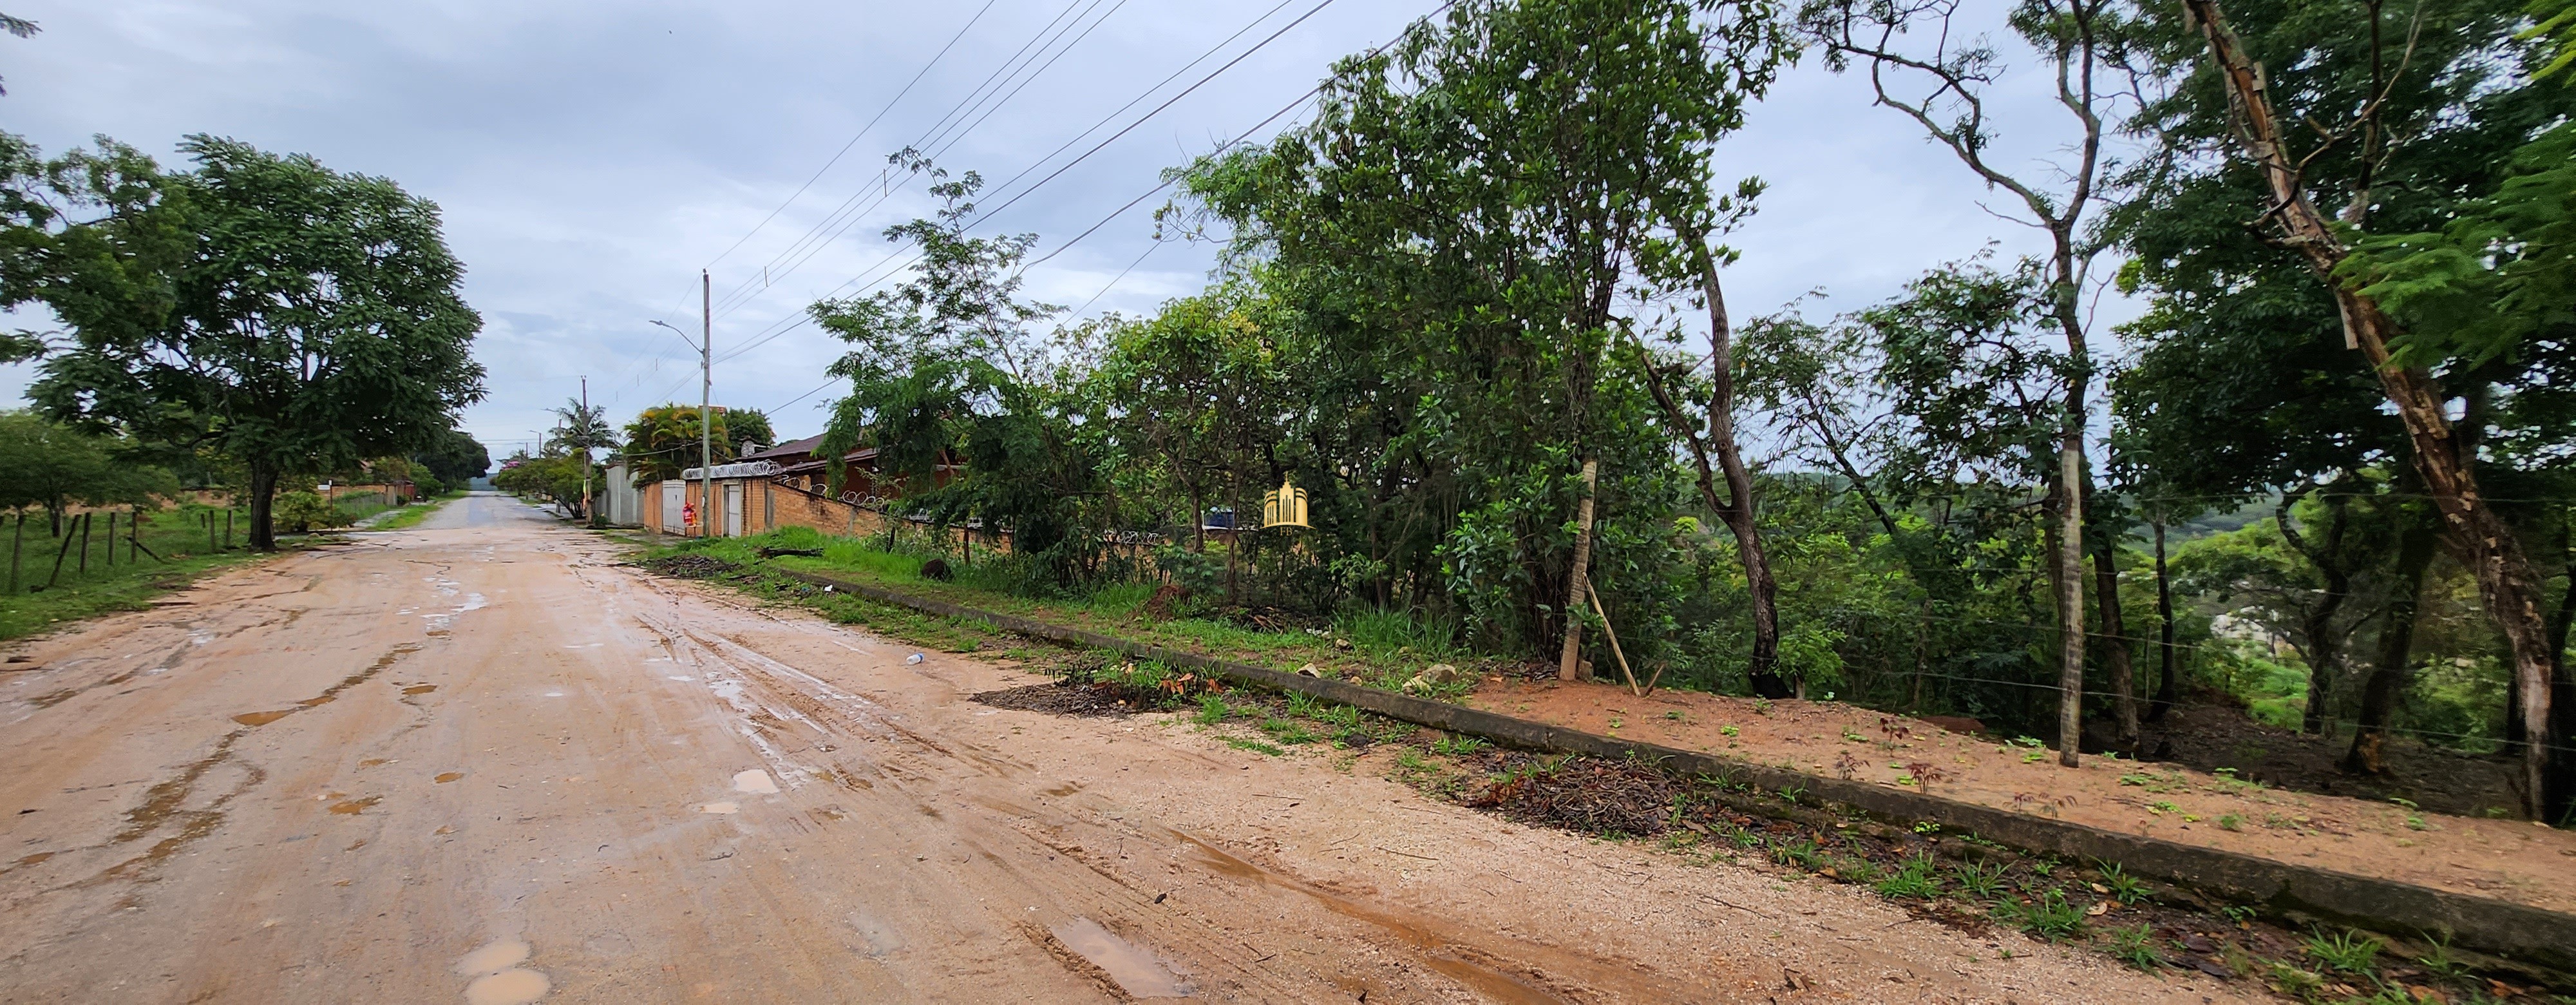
[551, 397, 614, 523]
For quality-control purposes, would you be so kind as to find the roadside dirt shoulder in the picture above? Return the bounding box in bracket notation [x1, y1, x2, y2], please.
[1464, 679, 2576, 915]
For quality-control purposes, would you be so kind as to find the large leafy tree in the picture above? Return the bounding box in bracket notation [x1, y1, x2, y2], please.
[1180, 0, 1789, 672]
[1, 133, 486, 550]
[2120, 0, 2575, 815]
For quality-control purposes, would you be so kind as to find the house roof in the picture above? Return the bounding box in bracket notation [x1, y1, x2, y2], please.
[743, 434, 826, 461]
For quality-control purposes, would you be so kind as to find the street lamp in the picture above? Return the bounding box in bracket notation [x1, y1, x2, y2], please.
[650, 285, 712, 538]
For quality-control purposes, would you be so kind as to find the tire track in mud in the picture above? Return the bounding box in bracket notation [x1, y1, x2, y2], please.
[595, 548, 1742, 1001]
[66, 642, 422, 891]
[613, 573, 1652, 1003]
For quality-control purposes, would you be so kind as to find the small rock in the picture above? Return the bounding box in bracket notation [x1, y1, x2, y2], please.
[1420, 663, 1464, 684]
[1333, 638, 1352, 651]
[1296, 664, 1323, 678]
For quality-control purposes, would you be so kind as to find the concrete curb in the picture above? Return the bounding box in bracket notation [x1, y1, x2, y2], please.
[766, 566, 2576, 979]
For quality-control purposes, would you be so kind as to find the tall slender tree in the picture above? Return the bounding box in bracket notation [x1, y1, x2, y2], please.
[1798, 0, 2148, 764]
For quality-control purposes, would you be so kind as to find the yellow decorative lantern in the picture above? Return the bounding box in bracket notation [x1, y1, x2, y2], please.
[1262, 476, 1309, 529]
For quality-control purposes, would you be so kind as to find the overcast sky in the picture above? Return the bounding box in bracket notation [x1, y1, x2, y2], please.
[0, 0, 2127, 459]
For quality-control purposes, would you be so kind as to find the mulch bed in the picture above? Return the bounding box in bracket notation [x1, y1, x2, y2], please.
[636, 554, 744, 579]
[971, 680, 1142, 718]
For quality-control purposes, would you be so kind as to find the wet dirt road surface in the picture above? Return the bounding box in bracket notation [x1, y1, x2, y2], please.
[0, 494, 2249, 1004]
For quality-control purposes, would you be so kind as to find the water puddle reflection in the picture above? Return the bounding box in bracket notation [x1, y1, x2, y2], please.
[1050, 917, 1189, 998]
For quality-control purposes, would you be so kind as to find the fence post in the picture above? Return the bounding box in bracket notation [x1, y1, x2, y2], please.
[104, 510, 115, 569]
[79, 512, 91, 575]
[8, 512, 21, 594]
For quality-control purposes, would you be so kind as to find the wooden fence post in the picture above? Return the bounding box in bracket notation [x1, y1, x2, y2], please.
[8, 512, 21, 593]
[1557, 459, 1599, 682]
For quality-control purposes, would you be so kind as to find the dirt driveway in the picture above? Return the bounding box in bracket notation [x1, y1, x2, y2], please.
[0, 494, 2244, 1003]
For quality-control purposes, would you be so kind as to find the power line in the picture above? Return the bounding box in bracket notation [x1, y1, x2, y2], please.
[708, 0, 1381, 368]
[699, 0, 999, 274]
[706, 0, 1106, 320]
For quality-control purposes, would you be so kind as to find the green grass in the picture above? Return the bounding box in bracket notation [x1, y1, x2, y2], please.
[0, 503, 280, 641]
[643, 526, 1469, 693]
[366, 492, 465, 531]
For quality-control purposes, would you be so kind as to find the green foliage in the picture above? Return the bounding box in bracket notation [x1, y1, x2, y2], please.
[620, 405, 771, 486]
[2302, 928, 2382, 973]
[1872, 855, 1943, 899]
[1952, 861, 2006, 899]
[0, 411, 179, 524]
[412, 427, 489, 485]
[1994, 888, 2087, 941]
[267, 492, 352, 533]
[3, 133, 486, 550]
[2107, 924, 2162, 971]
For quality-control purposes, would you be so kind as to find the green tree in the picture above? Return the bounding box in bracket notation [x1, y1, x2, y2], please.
[1799, 0, 2153, 763]
[551, 397, 614, 522]
[0, 410, 178, 532]
[412, 428, 490, 486]
[2, 133, 486, 551]
[1179, 0, 1787, 669]
[810, 162, 1110, 586]
[619, 405, 770, 485]
[2127, 0, 2574, 816]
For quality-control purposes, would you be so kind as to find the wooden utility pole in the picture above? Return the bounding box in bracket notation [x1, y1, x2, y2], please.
[2056, 445, 2085, 767]
[1558, 459, 1599, 681]
[701, 270, 715, 539]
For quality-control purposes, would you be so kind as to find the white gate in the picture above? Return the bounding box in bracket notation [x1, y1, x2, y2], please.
[660, 481, 683, 533]
[723, 483, 744, 537]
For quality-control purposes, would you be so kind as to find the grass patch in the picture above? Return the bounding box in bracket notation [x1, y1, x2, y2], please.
[0, 503, 279, 641]
[366, 492, 465, 531]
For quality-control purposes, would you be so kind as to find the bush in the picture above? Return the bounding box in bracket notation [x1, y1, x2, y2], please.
[272, 491, 354, 533]
[412, 474, 445, 498]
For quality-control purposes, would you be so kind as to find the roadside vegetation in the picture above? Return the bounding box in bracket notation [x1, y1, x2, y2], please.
[611, 0, 2576, 824]
[0, 407, 483, 638]
[638, 528, 2557, 1003]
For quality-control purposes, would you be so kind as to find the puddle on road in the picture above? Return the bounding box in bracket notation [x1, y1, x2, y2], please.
[232, 710, 295, 727]
[455, 939, 548, 1005]
[454, 940, 529, 975]
[435, 772, 464, 783]
[1175, 831, 1567, 1005]
[404, 684, 437, 695]
[296, 696, 335, 707]
[700, 801, 739, 814]
[15, 852, 52, 866]
[731, 770, 779, 794]
[1050, 917, 1190, 998]
[328, 796, 381, 816]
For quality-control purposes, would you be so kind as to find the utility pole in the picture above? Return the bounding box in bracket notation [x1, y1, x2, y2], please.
[580, 375, 594, 527]
[700, 269, 714, 539]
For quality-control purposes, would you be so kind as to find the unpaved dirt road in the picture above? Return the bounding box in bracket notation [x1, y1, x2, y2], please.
[0, 494, 2247, 1003]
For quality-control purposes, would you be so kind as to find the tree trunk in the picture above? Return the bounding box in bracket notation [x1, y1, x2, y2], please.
[2148, 521, 2181, 722]
[2345, 509, 2436, 774]
[2185, 0, 2565, 820]
[1558, 459, 1598, 682]
[2279, 492, 2353, 735]
[1676, 227, 1786, 698]
[247, 463, 281, 551]
[2095, 526, 2138, 751]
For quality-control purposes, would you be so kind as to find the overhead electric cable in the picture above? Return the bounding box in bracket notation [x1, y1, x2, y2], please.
[699, 0, 999, 273]
[707, 0, 1109, 319]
